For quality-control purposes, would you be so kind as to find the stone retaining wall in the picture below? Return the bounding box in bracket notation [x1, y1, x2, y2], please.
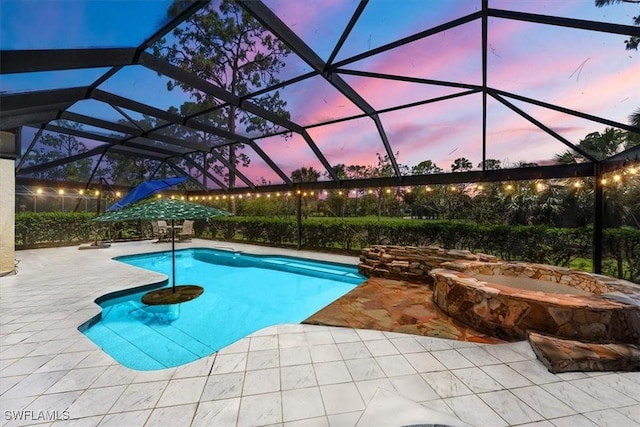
[430, 262, 640, 344]
[358, 245, 497, 284]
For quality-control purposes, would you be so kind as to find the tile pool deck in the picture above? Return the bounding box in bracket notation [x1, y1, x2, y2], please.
[0, 240, 638, 427]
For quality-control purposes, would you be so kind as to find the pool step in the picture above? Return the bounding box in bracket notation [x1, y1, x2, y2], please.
[86, 304, 215, 370]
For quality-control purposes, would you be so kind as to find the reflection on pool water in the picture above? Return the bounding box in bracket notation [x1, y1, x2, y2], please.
[81, 249, 364, 370]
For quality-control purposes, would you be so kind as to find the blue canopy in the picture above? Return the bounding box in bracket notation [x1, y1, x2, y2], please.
[107, 177, 187, 212]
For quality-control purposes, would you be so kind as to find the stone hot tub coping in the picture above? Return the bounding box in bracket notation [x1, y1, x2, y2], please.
[430, 261, 640, 344]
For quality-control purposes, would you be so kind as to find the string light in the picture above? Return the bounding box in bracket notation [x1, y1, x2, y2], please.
[367, 189, 373, 194]
[425, 186, 432, 192]
[573, 181, 582, 188]
[58, 189, 64, 195]
[157, 194, 162, 198]
[338, 190, 343, 195]
[505, 184, 513, 191]
[477, 185, 484, 191]
[215, 196, 220, 200]
[601, 178, 608, 185]
[535, 183, 544, 192]
[406, 188, 412, 193]
[629, 167, 637, 175]
[449, 186, 456, 192]
[95, 190, 100, 196]
[613, 174, 621, 182]
[238, 195, 243, 199]
[78, 189, 84, 195]
[385, 188, 391, 194]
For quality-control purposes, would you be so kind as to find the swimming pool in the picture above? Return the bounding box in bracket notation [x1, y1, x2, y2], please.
[81, 248, 364, 370]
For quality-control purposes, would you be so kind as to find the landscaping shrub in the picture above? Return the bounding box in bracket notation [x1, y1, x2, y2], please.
[13, 212, 640, 283]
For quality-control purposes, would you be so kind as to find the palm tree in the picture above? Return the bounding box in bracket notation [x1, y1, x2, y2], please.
[631, 107, 640, 128]
[451, 157, 473, 172]
[290, 166, 320, 183]
[555, 128, 625, 164]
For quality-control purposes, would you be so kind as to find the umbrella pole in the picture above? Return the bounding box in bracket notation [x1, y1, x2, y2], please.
[171, 219, 176, 293]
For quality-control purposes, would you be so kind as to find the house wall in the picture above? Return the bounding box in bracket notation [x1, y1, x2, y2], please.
[0, 132, 16, 275]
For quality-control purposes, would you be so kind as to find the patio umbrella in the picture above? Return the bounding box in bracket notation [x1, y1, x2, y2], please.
[107, 177, 187, 212]
[94, 198, 232, 296]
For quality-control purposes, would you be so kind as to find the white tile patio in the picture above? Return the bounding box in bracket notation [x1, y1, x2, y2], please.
[0, 240, 638, 426]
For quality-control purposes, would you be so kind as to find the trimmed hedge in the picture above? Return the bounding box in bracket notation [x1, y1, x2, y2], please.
[13, 213, 640, 283]
[15, 212, 146, 248]
[207, 217, 639, 283]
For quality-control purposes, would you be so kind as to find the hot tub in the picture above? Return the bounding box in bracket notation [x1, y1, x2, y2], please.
[429, 261, 640, 343]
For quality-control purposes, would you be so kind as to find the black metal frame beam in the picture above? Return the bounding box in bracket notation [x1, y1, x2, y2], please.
[60, 111, 141, 136]
[43, 124, 119, 145]
[15, 177, 133, 193]
[481, 0, 488, 170]
[174, 163, 596, 196]
[492, 88, 640, 134]
[167, 161, 209, 191]
[15, 125, 45, 173]
[326, 0, 368, 67]
[91, 88, 254, 147]
[336, 69, 481, 91]
[239, 0, 394, 180]
[138, 52, 305, 135]
[601, 145, 640, 172]
[0, 86, 88, 117]
[247, 141, 292, 186]
[330, 11, 483, 69]
[488, 8, 640, 36]
[183, 155, 228, 190]
[208, 148, 256, 190]
[19, 146, 108, 175]
[0, 110, 60, 131]
[0, 48, 137, 74]
[490, 92, 600, 163]
[108, 145, 169, 161]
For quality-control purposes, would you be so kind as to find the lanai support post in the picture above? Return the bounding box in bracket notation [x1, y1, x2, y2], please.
[296, 192, 302, 250]
[593, 165, 603, 274]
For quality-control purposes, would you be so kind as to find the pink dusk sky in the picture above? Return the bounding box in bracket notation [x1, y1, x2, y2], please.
[2, 0, 638, 189]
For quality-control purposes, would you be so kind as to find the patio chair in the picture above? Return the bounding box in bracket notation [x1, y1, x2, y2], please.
[156, 220, 169, 242]
[178, 220, 194, 242]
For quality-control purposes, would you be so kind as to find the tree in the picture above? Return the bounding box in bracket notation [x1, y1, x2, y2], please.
[631, 107, 640, 127]
[451, 157, 472, 172]
[555, 128, 626, 164]
[154, 0, 292, 206]
[24, 121, 92, 182]
[595, 0, 640, 50]
[290, 166, 321, 183]
[411, 160, 443, 175]
[478, 159, 502, 170]
[290, 166, 320, 218]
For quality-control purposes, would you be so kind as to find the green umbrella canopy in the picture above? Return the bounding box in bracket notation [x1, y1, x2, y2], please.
[93, 198, 232, 222]
[92, 198, 232, 296]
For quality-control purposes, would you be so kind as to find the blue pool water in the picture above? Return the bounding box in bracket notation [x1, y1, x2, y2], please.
[82, 249, 364, 370]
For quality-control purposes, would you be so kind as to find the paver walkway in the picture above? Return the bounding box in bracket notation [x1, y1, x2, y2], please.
[1, 240, 638, 426]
